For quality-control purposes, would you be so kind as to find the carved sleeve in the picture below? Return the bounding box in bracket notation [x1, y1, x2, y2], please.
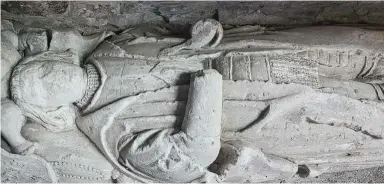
[371, 83, 384, 100]
[118, 70, 222, 182]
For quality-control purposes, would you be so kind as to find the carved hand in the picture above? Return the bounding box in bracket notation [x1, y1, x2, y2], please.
[320, 78, 379, 100]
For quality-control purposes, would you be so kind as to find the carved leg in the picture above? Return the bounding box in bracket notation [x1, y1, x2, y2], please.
[1, 99, 35, 155]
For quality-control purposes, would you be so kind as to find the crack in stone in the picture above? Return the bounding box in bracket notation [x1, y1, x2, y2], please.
[237, 104, 271, 133]
[151, 74, 171, 88]
[152, 7, 169, 23]
[149, 61, 160, 72]
[306, 117, 382, 139]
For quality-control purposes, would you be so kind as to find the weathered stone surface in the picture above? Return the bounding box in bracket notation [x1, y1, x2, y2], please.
[1, 20, 15, 32]
[2, 1, 384, 35]
[212, 141, 297, 182]
[1, 29, 21, 98]
[21, 123, 114, 183]
[218, 1, 384, 25]
[1, 149, 58, 183]
[71, 1, 119, 27]
[317, 2, 384, 24]
[1, 1, 68, 16]
[18, 31, 48, 56]
[115, 1, 218, 34]
[118, 2, 166, 25]
[120, 2, 218, 25]
[1, 10, 74, 33]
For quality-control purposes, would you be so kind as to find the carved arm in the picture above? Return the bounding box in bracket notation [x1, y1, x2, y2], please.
[76, 69, 223, 182]
[320, 77, 382, 101]
[118, 69, 223, 182]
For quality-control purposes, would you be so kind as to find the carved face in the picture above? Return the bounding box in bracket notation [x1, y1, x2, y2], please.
[12, 61, 87, 107]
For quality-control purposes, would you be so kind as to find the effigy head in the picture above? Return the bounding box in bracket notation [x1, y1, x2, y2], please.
[10, 50, 85, 132]
[11, 60, 86, 107]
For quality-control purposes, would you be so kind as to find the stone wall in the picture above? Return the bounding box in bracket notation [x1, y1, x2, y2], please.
[2, 1, 384, 35]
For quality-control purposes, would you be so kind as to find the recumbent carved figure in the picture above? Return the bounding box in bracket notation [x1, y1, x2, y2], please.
[1, 19, 384, 182]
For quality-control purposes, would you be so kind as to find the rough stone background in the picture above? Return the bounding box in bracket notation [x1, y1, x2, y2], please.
[1, 1, 384, 183]
[2, 1, 384, 35]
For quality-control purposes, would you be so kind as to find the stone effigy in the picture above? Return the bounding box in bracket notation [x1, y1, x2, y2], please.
[1, 19, 384, 183]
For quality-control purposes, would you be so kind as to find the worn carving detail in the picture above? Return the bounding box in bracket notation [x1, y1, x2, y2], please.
[75, 63, 101, 108]
[49, 161, 106, 181]
[214, 53, 320, 87]
[1, 149, 57, 183]
[269, 55, 320, 88]
[211, 140, 298, 182]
